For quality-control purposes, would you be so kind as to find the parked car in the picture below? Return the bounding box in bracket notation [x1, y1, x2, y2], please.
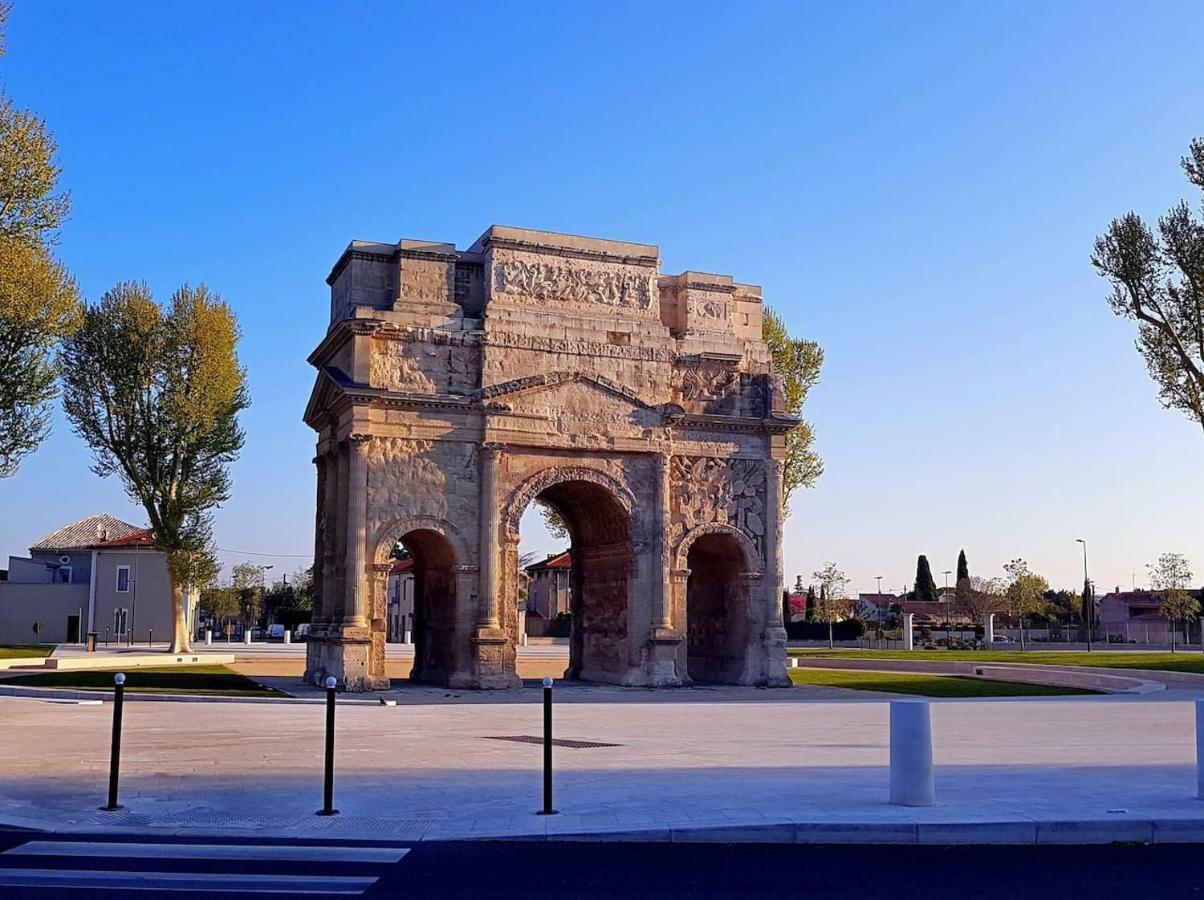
[992, 635, 1012, 643]
[294, 623, 311, 641]
[266, 623, 285, 642]
[249, 626, 264, 641]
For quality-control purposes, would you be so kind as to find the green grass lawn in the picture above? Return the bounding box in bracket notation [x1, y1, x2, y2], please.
[2, 665, 281, 697]
[787, 667, 1099, 697]
[0, 644, 53, 659]
[788, 648, 1204, 675]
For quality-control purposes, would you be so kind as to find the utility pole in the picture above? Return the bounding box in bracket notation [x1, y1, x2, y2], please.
[1077, 539, 1091, 652]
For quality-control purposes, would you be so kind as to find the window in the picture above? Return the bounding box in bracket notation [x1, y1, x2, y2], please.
[114, 608, 128, 636]
[116, 565, 130, 593]
[55, 566, 72, 584]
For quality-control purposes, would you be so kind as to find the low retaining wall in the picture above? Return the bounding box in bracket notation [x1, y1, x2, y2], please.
[11, 652, 237, 672]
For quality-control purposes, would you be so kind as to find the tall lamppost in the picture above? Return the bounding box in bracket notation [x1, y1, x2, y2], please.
[1076, 539, 1091, 652]
[875, 576, 885, 646]
[943, 570, 953, 647]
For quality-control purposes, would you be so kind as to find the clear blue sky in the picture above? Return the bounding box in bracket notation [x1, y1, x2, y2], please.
[2, 0, 1202, 594]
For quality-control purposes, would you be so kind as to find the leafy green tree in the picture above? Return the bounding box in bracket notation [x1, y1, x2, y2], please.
[0, 7, 79, 475]
[1093, 137, 1204, 433]
[913, 555, 939, 604]
[1003, 558, 1050, 650]
[763, 307, 824, 511]
[230, 561, 267, 630]
[957, 576, 1005, 626]
[536, 499, 569, 542]
[60, 282, 249, 653]
[811, 561, 850, 648]
[1147, 552, 1198, 652]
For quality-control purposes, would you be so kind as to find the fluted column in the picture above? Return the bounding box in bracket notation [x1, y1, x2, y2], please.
[344, 433, 372, 626]
[478, 443, 502, 628]
[765, 459, 785, 626]
[311, 451, 328, 625]
[654, 452, 673, 629]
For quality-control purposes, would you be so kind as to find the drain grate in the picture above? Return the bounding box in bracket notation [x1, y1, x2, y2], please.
[483, 734, 622, 749]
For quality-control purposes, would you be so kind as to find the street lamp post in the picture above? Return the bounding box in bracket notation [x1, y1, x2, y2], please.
[875, 576, 884, 647]
[1076, 539, 1091, 653]
[943, 570, 952, 647]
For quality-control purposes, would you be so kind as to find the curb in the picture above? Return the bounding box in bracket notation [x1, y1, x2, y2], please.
[7, 814, 1204, 846]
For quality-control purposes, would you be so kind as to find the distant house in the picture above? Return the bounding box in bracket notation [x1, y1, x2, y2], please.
[386, 557, 415, 642]
[0, 514, 187, 645]
[856, 591, 971, 625]
[524, 551, 571, 635]
[1098, 588, 1204, 644]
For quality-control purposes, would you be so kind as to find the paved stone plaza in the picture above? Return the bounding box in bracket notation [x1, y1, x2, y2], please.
[4, 690, 1204, 843]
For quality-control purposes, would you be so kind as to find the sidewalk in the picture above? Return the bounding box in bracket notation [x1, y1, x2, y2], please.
[3, 689, 1204, 844]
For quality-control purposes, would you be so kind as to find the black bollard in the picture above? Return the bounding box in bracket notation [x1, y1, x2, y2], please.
[148, 629, 153, 647]
[100, 673, 126, 811]
[537, 675, 557, 815]
[317, 676, 339, 816]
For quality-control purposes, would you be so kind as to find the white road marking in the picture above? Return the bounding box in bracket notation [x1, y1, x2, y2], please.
[6, 840, 410, 864]
[0, 868, 378, 894]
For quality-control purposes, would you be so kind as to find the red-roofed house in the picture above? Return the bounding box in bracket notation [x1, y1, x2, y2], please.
[524, 551, 572, 632]
[0, 514, 183, 645]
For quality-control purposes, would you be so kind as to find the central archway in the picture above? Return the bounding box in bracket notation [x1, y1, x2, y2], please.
[503, 468, 634, 684]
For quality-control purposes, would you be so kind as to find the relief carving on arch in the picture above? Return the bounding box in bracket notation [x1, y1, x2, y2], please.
[500, 464, 635, 542]
[366, 439, 447, 538]
[369, 339, 438, 393]
[668, 456, 767, 560]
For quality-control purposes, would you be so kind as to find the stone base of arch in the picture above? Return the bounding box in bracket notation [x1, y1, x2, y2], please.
[462, 626, 523, 690]
[304, 623, 390, 692]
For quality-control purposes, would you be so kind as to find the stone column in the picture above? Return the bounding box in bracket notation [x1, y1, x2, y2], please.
[984, 613, 995, 647]
[902, 613, 915, 651]
[654, 452, 673, 630]
[478, 443, 501, 628]
[311, 452, 327, 625]
[764, 459, 785, 628]
[344, 433, 372, 626]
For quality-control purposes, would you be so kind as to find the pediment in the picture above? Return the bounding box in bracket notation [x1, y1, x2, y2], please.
[482, 372, 665, 433]
[303, 366, 353, 427]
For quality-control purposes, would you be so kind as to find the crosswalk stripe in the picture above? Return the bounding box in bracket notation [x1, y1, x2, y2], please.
[5, 840, 410, 864]
[0, 868, 378, 894]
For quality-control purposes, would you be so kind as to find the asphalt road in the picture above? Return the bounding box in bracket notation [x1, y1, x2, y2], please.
[0, 829, 1202, 898]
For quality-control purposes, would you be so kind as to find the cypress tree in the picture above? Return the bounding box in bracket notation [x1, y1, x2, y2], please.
[805, 585, 817, 622]
[956, 549, 969, 583]
[914, 555, 939, 604]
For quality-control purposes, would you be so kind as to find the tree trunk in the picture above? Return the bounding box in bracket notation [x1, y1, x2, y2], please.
[169, 578, 191, 653]
[828, 620, 834, 649]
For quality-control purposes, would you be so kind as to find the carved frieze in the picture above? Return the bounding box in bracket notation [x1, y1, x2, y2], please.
[669, 456, 767, 558]
[493, 258, 654, 309]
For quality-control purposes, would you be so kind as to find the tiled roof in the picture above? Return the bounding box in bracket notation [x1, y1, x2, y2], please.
[390, 558, 415, 575]
[525, 551, 571, 573]
[93, 528, 156, 549]
[29, 514, 142, 552]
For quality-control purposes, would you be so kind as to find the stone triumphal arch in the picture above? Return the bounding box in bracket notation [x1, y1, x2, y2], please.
[303, 226, 796, 690]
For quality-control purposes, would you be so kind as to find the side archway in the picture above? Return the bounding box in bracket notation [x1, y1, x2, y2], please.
[676, 523, 760, 684]
[370, 516, 470, 685]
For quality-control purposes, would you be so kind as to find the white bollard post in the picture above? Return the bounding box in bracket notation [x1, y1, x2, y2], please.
[204, 629, 212, 646]
[244, 629, 253, 645]
[902, 613, 915, 651]
[890, 700, 935, 806]
[984, 613, 995, 648]
[1197, 701, 1204, 800]
[284, 630, 292, 645]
